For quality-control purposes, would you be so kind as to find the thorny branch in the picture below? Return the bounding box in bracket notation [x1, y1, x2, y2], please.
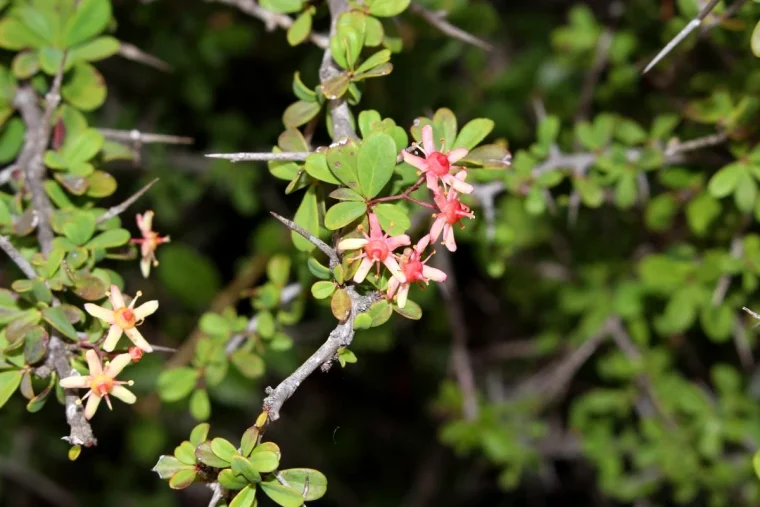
[96, 178, 159, 225]
[211, 0, 329, 48]
[409, 3, 493, 51]
[99, 128, 193, 145]
[270, 212, 339, 267]
[206, 151, 312, 163]
[117, 41, 172, 72]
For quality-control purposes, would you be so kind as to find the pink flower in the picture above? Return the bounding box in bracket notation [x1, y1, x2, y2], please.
[337, 213, 411, 283]
[130, 211, 170, 278]
[430, 171, 475, 252]
[402, 124, 472, 194]
[59, 350, 136, 420]
[84, 285, 158, 353]
[387, 235, 447, 308]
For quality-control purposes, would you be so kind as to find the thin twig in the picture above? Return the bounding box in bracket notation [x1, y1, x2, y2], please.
[271, 211, 339, 266]
[712, 235, 743, 306]
[118, 42, 172, 72]
[642, 0, 720, 74]
[409, 4, 493, 51]
[575, 29, 612, 123]
[435, 247, 478, 420]
[0, 235, 37, 278]
[99, 128, 193, 145]
[96, 178, 159, 224]
[206, 151, 311, 162]
[211, 0, 329, 48]
[732, 316, 754, 370]
[664, 131, 728, 157]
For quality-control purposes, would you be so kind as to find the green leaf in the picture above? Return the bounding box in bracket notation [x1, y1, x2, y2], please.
[686, 192, 721, 236]
[258, 310, 276, 338]
[329, 188, 364, 201]
[26, 373, 53, 412]
[70, 36, 120, 62]
[326, 138, 360, 188]
[735, 170, 757, 213]
[367, 0, 411, 17]
[311, 281, 336, 299]
[537, 116, 560, 147]
[86, 171, 117, 198]
[211, 437, 238, 463]
[324, 201, 367, 230]
[62, 63, 106, 111]
[85, 228, 130, 250]
[307, 256, 331, 280]
[11, 50, 39, 78]
[753, 20, 760, 58]
[156, 367, 199, 402]
[282, 100, 321, 128]
[338, 347, 357, 366]
[700, 305, 733, 342]
[229, 485, 258, 507]
[708, 163, 743, 198]
[292, 71, 316, 102]
[365, 299, 392, 327]
[38, 47, 65, 75]
[320, 72, 350, 100]
[278, 469, 328, 501]
[218, 468, 249, 490]
[372, 203, 410, 235]
[0, 17, 47, 50]
[196, 441, 231, 468]
[614, 174, 637, 209]
[0, 118, 25, 163]
[365, 15, 384, 46]
[393, 299, 422, 320]
[41, 306, 78, 340]
[291, 186, 320, 252]
[152, 455, 191, 480]
[65, 0, 112, 47]
[260, 480, 304, 507]
[287, 10, 312, 46]
[357, 133, 396, 198]
[232, 456, 262, 483]
[189, 423, 210, 446]
[169, 468, 197, 490]
[453, 118, 494, 150]
[62, 128, 104, 165]
[23, 325, 48, 364]
[175, 441, 197, 466]
[304, 152, 340, 184]
[0, 370, 22, 409]
[231, 350, 265, 379]
[352, 62, 392, 80]
[189, 389, 211, 421]
[355, 49, 391, 75]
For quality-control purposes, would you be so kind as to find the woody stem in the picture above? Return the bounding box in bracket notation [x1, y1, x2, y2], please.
[367, 176, 427, 206]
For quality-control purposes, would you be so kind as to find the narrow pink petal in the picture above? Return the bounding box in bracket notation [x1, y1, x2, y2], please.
[102, 325, 124, 352]
[105, 353, 133, 378]
[85, 349, 102, 376]
[139, 211, 154, 234]
[124, 328, 153, 352]
[134, 300, 159, 321]
[385, 234, 411, 251]
[444, 226, 458, 252]
[422, 125, 435, 154]
[108, 285, 125, 309]
[445, 174, 474, 194]
[353, 258, 374, 283]
[337, 238, 368, 251]
[60, 376, 90, 389]
[402, 152, 428, 172]
[416, 235, 430, 252]
[422, 265, 448, 282]
[140, 257, 151, 278]
[111, 385, 136, 404]
[84, 303, 114, 323]
[397, 284, 411, 309]
[84, 393, 102, 420]
[386, 277, 401, 299]
[447, 148, 469, 164]
[425, 172, 440, 193]
[383, 256, 406, 283]
[368, 213, 383, 238]
[429, 217, 445, 242]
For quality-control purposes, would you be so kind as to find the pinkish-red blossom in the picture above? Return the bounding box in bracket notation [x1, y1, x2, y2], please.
[430, 171, 475, 252]
[401, 124, 473, 195]
[387, 235, 447, 308]
[337, 213, 411, 283]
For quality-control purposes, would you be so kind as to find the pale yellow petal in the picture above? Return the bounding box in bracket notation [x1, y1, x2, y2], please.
[85, 349, 102, 375]
[124, 327, 153, 352]
[84, 303, 114, 323]
[111, 385, 136, 404]
[108, 284, 125, 309]
[140, 257, 151, 278]
[133, 300, 158, 321]
[60, 376, 90, 389]
[102, 325, 124, 352]
[336, 238, 367, 251]
[84, 393, 102, 420]
[105, 353, 132, 378]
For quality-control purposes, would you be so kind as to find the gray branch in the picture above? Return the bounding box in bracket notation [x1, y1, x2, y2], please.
[409, 3, 493, 51]
[99, 128, 193, 145]
[96, 178, 159, 225]
[206, 151, 312, 162]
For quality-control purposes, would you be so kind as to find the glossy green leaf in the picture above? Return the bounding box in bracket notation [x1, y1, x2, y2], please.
[11, 50, 38, 78]
[259, 0, 303, 14]
[0, 370, 22, 409]
[287, 10, 312, 46]
[189, 423, 210, 446]
[282, 100, 321, 128]
[232, 455, 262, 483]
[71, 35, 120, 62]
[291, 185, 320, 252]
[41, 306, 79, 341]
[152, 455, 191, 480]
[373, 203, 410, 236]
[304, 152, 340, 184]
[218, 468, 249, 491]
[708, 163, 743, 198]
[85, 228, 130, 250]
[156, 367, 199, 402]
[65, 0, 112, 47]
[196, 441, 231, 468]
[169, 468, 197, 490]
[357, 133, 396, 198]
[324, 201, 367, 230]
[393, 299, 422, 320]
[453, 118, 494, 150]
[231, 350, 265, 379]
[62, 63, 107, 111]
[278, 469, 328, 501]
[311, 280, 336, 299]
[367, 0, 411, 17]
[229, 484, 258, 507]
[211, 437, 238, 462]
[189, 388, 211, 421]
[260, 480, 304, 507]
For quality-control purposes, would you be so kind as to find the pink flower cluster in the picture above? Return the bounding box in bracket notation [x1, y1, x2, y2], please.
[337, 125, 476, 308]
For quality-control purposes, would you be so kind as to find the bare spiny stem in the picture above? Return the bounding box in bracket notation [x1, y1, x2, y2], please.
[409, 4, 493, 51]
[99, 128, 193, 145]
[270, 211, 339, 266]
[96, 178, 160, 225]
[117, 42, 172, 72]
[642, 0, 720, 74]
[321, 0, 357, 140]
[206, 151, 311, 162]
[575, 29, 612, 124]
[0, 235, 37, 279]
[212, 0, 329, 48]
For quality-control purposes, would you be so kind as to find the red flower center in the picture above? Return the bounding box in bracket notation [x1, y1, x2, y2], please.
[428, 152, 450, 176]
[442, 199, 470, 225]
[90, 374, 114, 396]
[403, 259, 425, 283]
[365, 239, 389, 261]
[114, 308, 136, 330]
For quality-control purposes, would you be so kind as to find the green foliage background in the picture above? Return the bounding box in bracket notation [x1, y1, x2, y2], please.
[3, 0, 760, 505]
